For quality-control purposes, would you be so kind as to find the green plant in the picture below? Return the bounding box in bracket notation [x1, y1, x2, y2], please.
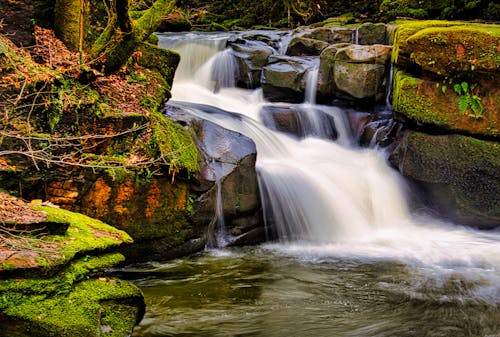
[452, 81, 483, 119]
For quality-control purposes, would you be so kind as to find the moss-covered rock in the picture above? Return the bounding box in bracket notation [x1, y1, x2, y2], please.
[358, 22, 387, 45]
[1, 277, 144, 337]
[391, 20, 467, 66]
[0, 200, 144, 337]
[390, 131, 500, 228]
[0, 204, 131, 274]
[392, 70, 499, 137]
[406, 25, 500, 76]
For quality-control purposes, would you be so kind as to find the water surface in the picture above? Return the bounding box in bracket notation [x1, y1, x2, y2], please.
[129, 246, 500, 337]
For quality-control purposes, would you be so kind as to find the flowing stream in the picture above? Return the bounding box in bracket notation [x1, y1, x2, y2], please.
[127, 32, 500, 337]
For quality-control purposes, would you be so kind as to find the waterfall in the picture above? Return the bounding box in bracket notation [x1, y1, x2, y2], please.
[304, 63, 319, 104]
[157, 32, 232, 84]
[352, 27, 360, 44]
[384, 62, 395, 114]
[159, 33, 500, 286]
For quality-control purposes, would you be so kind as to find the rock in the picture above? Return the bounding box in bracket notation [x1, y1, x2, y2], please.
[136, 42, 180, 89]
[392, 70, 500, 137]
[229, 39, 275, 88]
[286, 36, 329, 56]
[390, 130, 500, 229]
[333, 44, 391, 100]
[318, 44, 391, 102]
[317, 43, 350, 101]
[335, 62, 385, 99]
[239, 31, 287, 52]
[302, 27, 354, 44]
[0, 203, 144, 337]
[394, 22, 499, 76]
[261, 56, 317, 103]
[165, 102, 264, 247]
[357, 23, 387, 45]
[260, 104, 337, 140]
[80, 175, 195, 262]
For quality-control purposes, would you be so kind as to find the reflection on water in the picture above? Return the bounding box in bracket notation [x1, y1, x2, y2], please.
[125, 247, 500, 337]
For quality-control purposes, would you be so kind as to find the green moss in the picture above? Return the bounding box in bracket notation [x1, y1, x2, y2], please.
[0, 253, 125, 308]
[392, 70, 499, 136]
[35, 206, 132, 263]
[396, 131, 500, 221]
[146, 109, 200, 174]
[393, 70, 447, 126]
[407, 25, 499, 75]
[3, 278, 143, 337]
[53, 0, 83, 52]
[391, 20, 466, 63]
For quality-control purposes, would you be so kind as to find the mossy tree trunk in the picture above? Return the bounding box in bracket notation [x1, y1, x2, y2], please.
[54, 0, 89, 52]
[55, 0, 175, 73]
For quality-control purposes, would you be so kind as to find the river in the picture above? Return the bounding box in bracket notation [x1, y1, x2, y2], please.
[126, 31, 500, 337]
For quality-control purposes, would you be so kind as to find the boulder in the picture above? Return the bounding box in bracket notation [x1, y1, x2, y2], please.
[390, 130, 500, 229]
[260, 104, 337, 140]
[228, 39, 275, 88]
[333, 44, 391, 100]
[392, 70, 500, 137]
[239, 30, 288, 52]
[302, 27, 354, 44]
[261, 56, 317, 103]
[286, 36, 329, 56]
[317, 43, 350, 101]
[165, 102, 264, 246]
[394, 23, 499, 76]
[357, 22, 387, 45]
[0, 199, 144, 337]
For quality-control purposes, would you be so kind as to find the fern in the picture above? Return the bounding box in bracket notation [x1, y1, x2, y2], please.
[452, 81, 484, 119]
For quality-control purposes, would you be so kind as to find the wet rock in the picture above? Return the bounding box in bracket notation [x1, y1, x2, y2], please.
[261, 56, 317, 103]
[286, 36, 329, 56]
[229, 39, 275, 88]
[333, 44, 391, 100]
[260, 104, 337, 140]
[317, 43, 350, 102]
[302, 27, 354, 44]
[357, 23, 387, 45]
[390, 130, 500, 229]
[166, 102, 264, 247]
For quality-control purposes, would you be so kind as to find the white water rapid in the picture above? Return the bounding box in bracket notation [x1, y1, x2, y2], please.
[158, 32, 500, 304]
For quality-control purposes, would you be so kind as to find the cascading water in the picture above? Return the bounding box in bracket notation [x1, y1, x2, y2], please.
[160, 31, 500, 301]
[126, 32, 500, 337]
[304, 62, 319, 104]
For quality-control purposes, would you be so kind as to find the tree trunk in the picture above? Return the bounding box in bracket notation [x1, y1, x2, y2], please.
[54, 0, 88, 52]
[54, 0, 174, 73]
[90, 0, 175, 73]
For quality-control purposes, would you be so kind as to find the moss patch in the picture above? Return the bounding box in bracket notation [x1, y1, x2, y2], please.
[392, 70, 499, 137]
[407, 25, 500, 76]
[0, 204, 131, 274]
[2, 278, 143, 337]
[391, 20, 467, 64]
[147, 109, 200, 174]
